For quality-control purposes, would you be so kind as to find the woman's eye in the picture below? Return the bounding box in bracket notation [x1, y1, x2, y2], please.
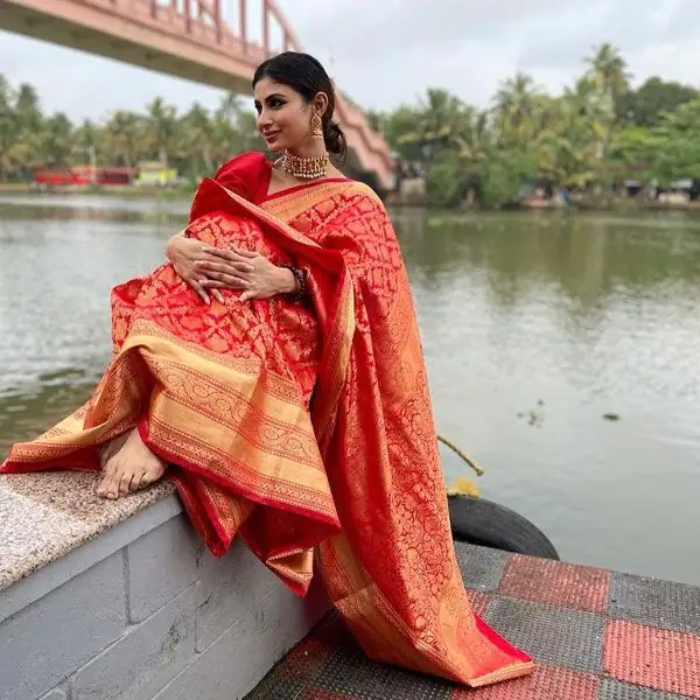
[270, 99, 285, 109]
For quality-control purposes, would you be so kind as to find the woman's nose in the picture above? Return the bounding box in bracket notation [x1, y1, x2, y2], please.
[257, 110, 272, 129]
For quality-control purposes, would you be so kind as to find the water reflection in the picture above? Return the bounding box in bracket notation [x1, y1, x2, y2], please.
[2, 197, 700, 584]
[395, 211, 700, 301]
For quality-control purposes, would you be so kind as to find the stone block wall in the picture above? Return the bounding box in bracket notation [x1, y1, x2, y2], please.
[0, 497, 328, 700]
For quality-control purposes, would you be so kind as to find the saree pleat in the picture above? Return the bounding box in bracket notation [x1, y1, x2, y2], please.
[2, 160, 533, 686]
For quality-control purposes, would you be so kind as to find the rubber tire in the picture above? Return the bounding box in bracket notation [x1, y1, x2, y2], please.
[448, 495, 560, 560]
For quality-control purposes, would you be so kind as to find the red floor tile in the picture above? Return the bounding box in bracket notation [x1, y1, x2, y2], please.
[498, 555, 610, 612]
[604, 620, 700, 698]
[452, 664, 599, 700]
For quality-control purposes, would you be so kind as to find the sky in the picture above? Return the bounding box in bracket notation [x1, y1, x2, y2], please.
[1, 0, 699, 121]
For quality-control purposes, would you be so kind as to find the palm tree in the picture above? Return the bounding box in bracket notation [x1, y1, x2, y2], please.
[3, 83, 44, 175]
[452, 108, 491, 170]
[585, 43, 630, 108]
[177, 103, 215, 177]
[584, 43, 631, 163]
[493, 73, 541, 148]
[144, 97, 177, 165]
[533, 95, 598, 188]
[0, 75, 18, 179]
[39, 113, 73, 165]
[102, 110, 144, 167]
[211, 93, 259, 165]
[14, 83, 41, 131]
[395, 88, 473, 161]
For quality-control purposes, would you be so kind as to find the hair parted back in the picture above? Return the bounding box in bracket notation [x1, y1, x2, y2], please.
[253, 52, 347, 162]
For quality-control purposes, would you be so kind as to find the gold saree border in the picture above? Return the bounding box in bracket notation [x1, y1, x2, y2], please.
[260, 181, 359, 221]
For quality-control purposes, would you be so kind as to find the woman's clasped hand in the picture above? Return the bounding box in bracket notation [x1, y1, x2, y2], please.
[166, 236, 296, 304]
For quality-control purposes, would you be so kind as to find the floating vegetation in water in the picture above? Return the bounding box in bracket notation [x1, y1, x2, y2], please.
[517, 399, 545, 427]
[447, 475, 481, 499]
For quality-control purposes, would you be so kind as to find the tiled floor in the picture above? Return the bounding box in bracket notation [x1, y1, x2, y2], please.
[245, 544, 700, 699]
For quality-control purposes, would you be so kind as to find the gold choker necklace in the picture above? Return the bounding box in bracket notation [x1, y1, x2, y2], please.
[281, 151, 330, 180]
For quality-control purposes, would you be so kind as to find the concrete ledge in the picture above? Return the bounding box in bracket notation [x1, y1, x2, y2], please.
[0, 471, 176, 593]
[0, 476, 329, 700]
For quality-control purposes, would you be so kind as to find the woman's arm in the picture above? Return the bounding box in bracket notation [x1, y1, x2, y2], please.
[166, 152, 270, 303]
[197, 247, 304, 302]
[166, 235, 302, 304]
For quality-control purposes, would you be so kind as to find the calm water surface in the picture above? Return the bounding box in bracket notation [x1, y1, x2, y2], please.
[1, 194, 699, 584]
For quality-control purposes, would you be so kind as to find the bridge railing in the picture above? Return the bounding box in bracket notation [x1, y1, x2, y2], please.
[87, 0, 297, 61]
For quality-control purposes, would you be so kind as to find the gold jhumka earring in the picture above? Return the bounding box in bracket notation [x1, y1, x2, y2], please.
[310, 113, 324, 140]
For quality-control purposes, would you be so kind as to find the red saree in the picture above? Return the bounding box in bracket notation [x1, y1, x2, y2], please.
[2, 152, 533, 687]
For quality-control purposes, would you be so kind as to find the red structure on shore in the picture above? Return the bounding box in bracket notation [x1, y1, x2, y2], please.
[33, 166, 136, 187]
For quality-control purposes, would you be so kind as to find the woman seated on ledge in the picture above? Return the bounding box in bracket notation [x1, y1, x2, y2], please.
[1, 52, 533, 688]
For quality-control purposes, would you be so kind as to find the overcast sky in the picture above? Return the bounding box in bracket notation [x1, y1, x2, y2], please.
[1, 0, 698, 121]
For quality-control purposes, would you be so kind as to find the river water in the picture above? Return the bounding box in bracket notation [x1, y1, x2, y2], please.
[1, 194, 699, 584]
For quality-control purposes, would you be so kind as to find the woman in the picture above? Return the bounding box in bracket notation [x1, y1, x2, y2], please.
[2, 53, 533, 687]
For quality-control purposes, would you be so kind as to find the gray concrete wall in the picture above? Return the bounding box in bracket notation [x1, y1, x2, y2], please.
[0, 497, 329, 700]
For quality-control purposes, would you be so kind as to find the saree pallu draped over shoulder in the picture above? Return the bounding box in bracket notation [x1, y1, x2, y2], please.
[2, 156, 533, 687]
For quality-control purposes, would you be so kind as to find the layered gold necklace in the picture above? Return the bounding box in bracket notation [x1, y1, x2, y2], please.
[281, 151, 330, 180]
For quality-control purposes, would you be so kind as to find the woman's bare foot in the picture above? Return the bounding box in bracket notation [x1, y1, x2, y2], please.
[96, 428, 166, 499]
[98, 431, 129, 470]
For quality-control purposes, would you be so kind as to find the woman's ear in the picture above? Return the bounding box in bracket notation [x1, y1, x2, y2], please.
[313, 91, 330, 117]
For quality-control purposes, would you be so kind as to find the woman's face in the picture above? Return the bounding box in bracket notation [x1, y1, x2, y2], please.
[254, 78, 313, 153]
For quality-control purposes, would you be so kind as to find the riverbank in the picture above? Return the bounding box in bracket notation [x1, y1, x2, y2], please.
[0, 182, 195, 200]
[4, 183, 700, 215]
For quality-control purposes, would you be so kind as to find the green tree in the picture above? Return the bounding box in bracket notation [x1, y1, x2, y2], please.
[144, 97, 177, 165]
[493, 73, 541, 150]
[102, 110, 144, 167]
[176, 103, 215, 177]
[211, 93, 260, 166]
[0, 75, 18, 179]
[583, 43, 631, 166]
[39, 113, 73, 165]
[1, 42, 700, 205]
[618, 77, 698, 127]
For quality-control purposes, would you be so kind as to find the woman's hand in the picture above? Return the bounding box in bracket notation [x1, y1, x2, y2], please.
[165, 234, 227, 305]
[198, 247, 297, 302]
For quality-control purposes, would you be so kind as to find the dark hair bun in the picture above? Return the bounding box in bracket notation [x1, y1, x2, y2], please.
[323, 120, 347, 162]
